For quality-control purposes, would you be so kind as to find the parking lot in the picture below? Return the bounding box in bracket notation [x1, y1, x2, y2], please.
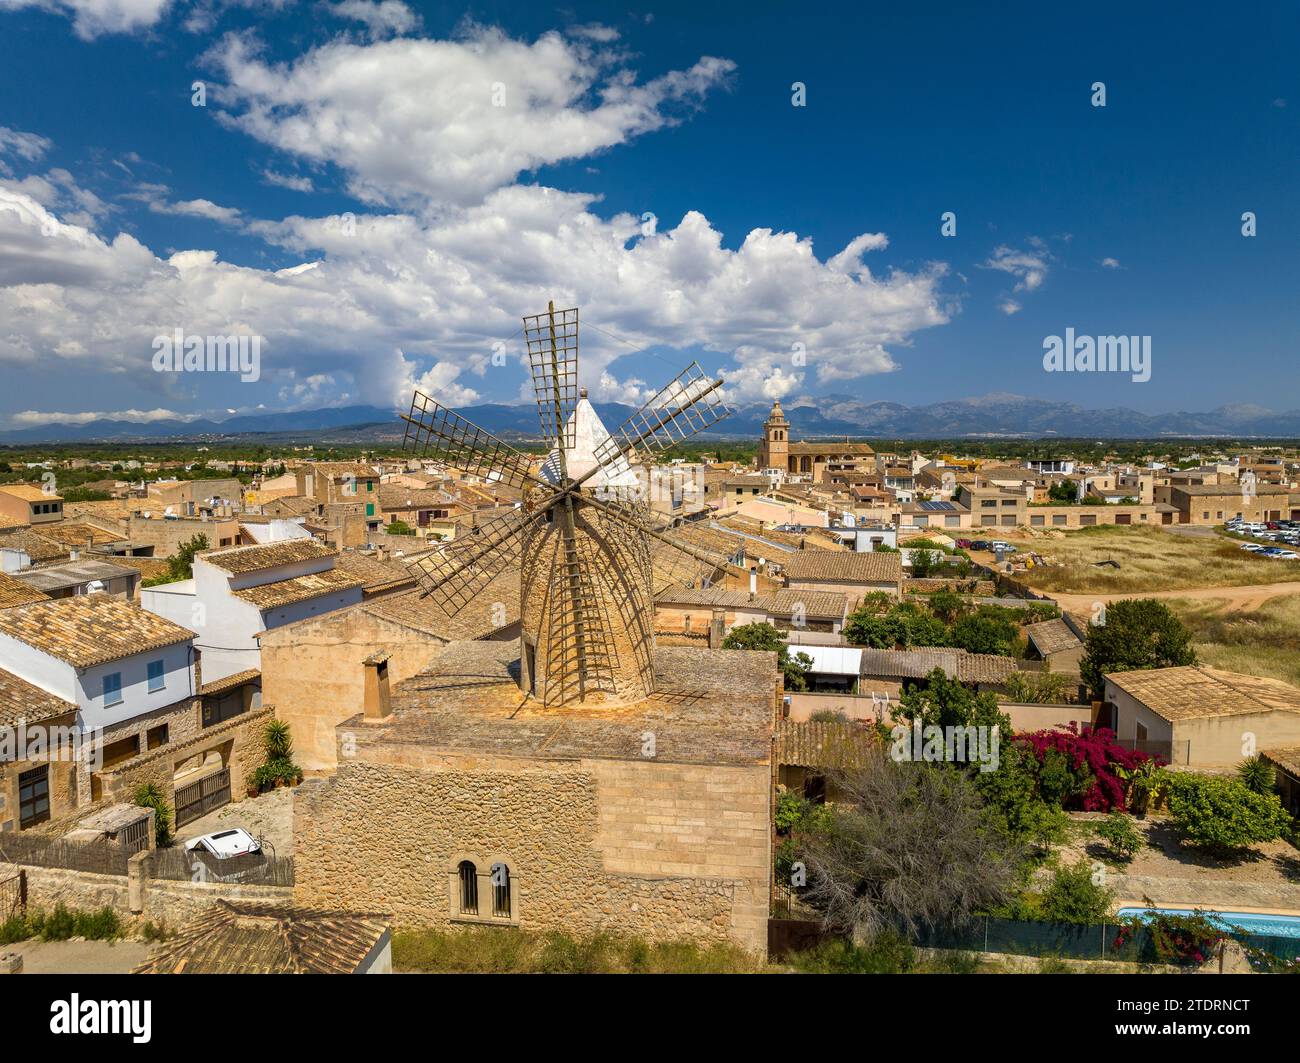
[1227, 518, 1300, 561]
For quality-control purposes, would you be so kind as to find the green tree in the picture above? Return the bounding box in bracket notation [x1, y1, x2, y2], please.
[909, 548, 941, 578]
[926, 590, 967, 624]
[1040, 860, 1114, 923]
[721, 622, 813, 691]
[1096, 810, 1143, 863]
[895, 669, 1011, 742]
[1079, 599, 1196, 701]
[1047, 480, 1076, 503]
[167, 533, 210, 581]
[1166, 773, 1292, 855]
[949, 608, 1020, 656]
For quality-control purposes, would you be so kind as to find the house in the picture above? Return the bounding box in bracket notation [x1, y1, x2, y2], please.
[10, 558, 140, 600]
[1160, 483, 1294, 525]
[1023, 617, 1085, 671]
[140, 539, 365, 684]
[0, 485, 63, 527]
[1105, 666, 1300, 766]
[1261, 748, 1300, 818]
[654, 585, 849, 643]
[146, 477, 243, 517]
[296, 462, 382, 543]
[781, 550, 902, 597]
[856, 646, 1017, 697]
[133, 901, 392, 974]
[0, 595, 197, 812]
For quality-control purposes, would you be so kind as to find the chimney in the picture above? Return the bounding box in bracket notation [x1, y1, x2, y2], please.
[363, 653, 392, 721]
[748, 569, 758, 598]
[70, 547, 80, 561]
[709, 608, 725, 649]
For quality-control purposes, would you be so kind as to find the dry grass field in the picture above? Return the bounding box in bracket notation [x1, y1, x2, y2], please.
[1006, 525, 1300, 594]
[1166, 595, 1300, 687]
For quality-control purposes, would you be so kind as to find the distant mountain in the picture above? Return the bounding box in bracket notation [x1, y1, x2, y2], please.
[6, 394, 1300, 444]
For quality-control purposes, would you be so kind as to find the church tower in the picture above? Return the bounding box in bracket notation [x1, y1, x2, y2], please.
[760, 399, 789, 473]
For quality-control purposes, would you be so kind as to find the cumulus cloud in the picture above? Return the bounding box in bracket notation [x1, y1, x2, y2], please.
[0, 0, 171, 39]
[0, 27, 951, 417]
[6, 407, 196, 426]
[1101, 256, 1121, 269]
[328, 0, 418, 39]
[209, 27, 735, 208]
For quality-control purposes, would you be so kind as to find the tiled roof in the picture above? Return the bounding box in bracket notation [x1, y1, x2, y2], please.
[1024, 617, 1083, 657]
[775, 721, 875, 769]
[0, 527, 67, 562]
[133, 902, 390, 975]
[0, 595, 193, 667]
[1106, 666, 1300, 722]
[233, 568, 363, 610]
[363, 569, 520, 640]
[262, 495, 318, 516]
[0, 484, 59, 502]
[0, 667, 75, 728]
[378, 485, 458, 510]
[781, 550, 902, 584]
[654, 584, 847, 620]
[35, 522, 126, 547]
[199, 668, 261, 696]
[859, 647, 962, 679]
[204, 539, 336, 574]
[307, 462, 378, 480]
[956, 653, 1018, 684]
[0, 572, 49, 609]
[333, 551, 416, 592]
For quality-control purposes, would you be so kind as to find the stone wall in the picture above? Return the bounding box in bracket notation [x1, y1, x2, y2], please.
[292, 756, 770, 955]
[20, 864, 291, 928]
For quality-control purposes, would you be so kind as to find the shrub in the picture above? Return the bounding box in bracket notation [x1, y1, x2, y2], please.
[1096, 811, 1143, 863]
[787, 933, 916, 974]
[1166, 773, 1293, 855]
[1080, 599, 1196, 701]
[1017, 725, 1155, 812]
[1117, 909, 1224, 967]
[1237, 755, 1277, 796]
[133, 782, 172, 847]
[1039, 860, 1114, 924]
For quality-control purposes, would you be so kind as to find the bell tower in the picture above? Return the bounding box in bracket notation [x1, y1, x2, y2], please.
[760, 399, 789, 473]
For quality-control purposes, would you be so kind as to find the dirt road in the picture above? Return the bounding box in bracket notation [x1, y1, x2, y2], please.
[1049, 581, 1300, 616]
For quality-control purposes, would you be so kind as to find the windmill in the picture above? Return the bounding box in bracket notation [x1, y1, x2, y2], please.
[400, 302, 736, 708]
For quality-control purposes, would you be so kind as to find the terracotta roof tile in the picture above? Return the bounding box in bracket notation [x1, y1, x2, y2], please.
[0, 667, 75, 728]
[0, 572, 49, 609]
[1106, 666, 1300, 722]
[0, 595, 193, 667]
[204, 539, 336, 574]
[233, 568, 363, 610]
[781, 550, 902, 584]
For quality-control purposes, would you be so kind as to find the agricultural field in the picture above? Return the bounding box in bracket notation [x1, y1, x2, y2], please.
[1005, 525, 1300, 594]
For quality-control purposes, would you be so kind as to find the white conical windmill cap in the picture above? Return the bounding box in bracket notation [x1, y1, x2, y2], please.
[539, 392, 641, 490]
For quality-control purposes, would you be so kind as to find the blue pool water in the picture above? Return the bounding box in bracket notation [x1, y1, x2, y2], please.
[1116, 907, 1300, 940]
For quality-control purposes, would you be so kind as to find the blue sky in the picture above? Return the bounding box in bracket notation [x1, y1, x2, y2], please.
[0, 0, 1296, 429]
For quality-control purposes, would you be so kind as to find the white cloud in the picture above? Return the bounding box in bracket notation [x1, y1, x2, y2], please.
[210, 27, 735, 208]
[998, 299, 1021, 316]
[0, 0, 171, 39]
[982, 243, 1050, 292]
[6, 407, 196, 427]
[0, 126, 52, 166]
[328, 0, 418, 39]
[125, 183, 243, 224]
[262, 169, 314, 193]
[1101, 256, 1121, 269]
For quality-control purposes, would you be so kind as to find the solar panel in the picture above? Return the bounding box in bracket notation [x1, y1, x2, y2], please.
[919, 500, 955, 512]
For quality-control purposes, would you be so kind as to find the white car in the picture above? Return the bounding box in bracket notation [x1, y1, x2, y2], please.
[1272, 550, 1299, 560]
[185, 827, 261, 860]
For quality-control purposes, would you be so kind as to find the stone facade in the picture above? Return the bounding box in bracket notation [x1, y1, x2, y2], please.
[292, 755, 770, 952]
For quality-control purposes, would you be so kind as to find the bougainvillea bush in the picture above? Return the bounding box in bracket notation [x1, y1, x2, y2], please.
[1015, 724, 1159, 812]
[1115, 910, 1225, 967]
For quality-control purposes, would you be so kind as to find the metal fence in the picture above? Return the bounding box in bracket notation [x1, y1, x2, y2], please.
[911, 915, 1300, 963]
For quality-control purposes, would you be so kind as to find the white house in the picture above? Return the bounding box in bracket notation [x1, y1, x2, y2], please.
[0, 594, 197, 807]
[141, 539, 364, 683]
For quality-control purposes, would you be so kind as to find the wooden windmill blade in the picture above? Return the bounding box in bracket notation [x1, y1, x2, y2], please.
[522, 302, 579, 451]
[588, 495, 735, 594]
[591, 361, 731, 470]
[401, 390, 542, 491]
[407, 506, 541, 615]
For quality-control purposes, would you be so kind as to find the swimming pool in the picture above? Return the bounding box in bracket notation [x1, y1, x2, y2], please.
[1116, 907, 1300, 940]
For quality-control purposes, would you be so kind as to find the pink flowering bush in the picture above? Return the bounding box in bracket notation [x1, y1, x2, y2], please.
[1016, 724, 1159, 812]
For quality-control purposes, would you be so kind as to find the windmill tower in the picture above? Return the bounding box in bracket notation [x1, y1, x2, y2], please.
[400, 302, 734, 708]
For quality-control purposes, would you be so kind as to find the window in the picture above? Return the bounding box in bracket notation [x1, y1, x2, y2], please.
[491, 863, 512, 918]
[458, 861, 478, 915]
[103, 672, 123, 707]
[365, 503, 375, 516]
[147, 723, 169, 750]
[19, 765, 50, 829]
[366, 480, 373, 491]
[147, 659, 165, 692]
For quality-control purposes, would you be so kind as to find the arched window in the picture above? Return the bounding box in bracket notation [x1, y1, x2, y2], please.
[491, 863, 512, 918]
[458, 860, 478, 915]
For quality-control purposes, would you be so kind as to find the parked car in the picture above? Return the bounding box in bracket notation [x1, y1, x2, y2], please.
[955, 538, 973, 549]
[969, 540, 991, 551]
[990, 540, 1017, 553]
[1273, 550, 1300, 560]
[185, 827, 262, 859]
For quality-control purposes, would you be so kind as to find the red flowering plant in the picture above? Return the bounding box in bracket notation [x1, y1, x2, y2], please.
[1118, 909, 1226, 967]
[1016, 724, 1161, 812]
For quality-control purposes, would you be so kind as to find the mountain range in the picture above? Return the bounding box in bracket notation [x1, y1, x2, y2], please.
[3, 394, 1300, 444]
